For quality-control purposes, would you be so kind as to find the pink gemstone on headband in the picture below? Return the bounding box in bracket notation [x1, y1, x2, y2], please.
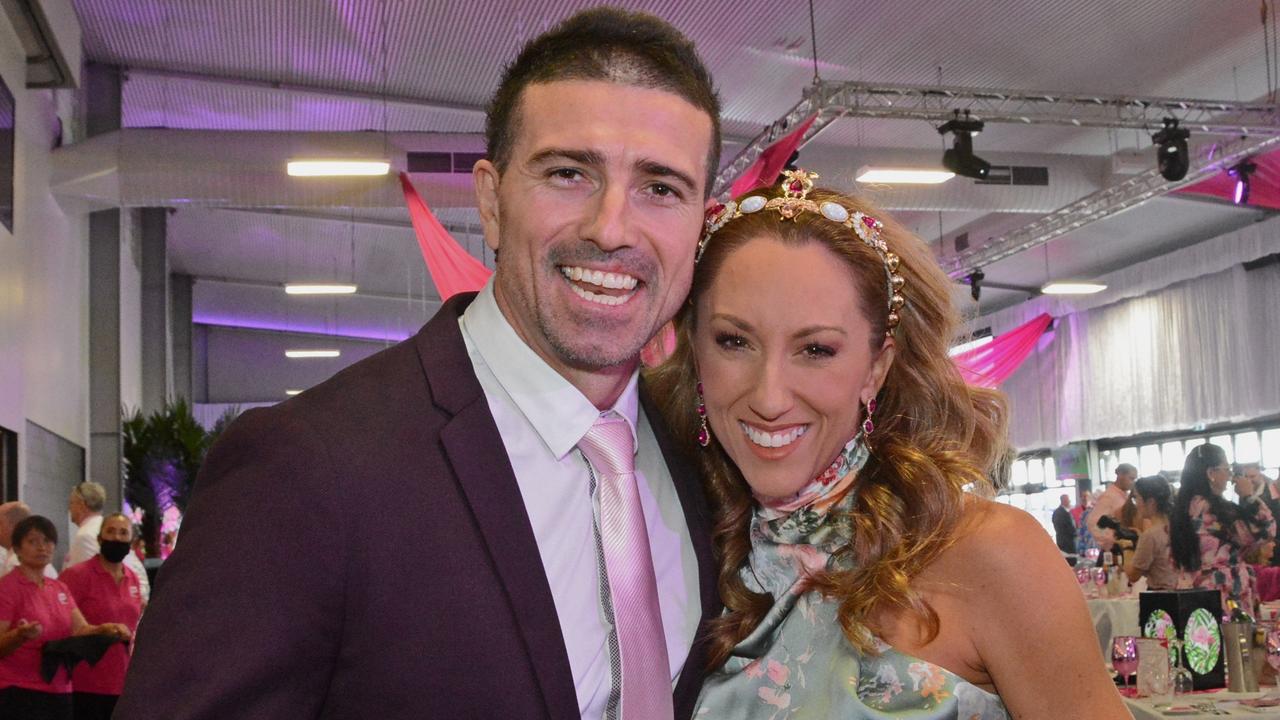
[708, 203, 725, 218]
[789, 180, 804, 193]
[862, 215, 878, 228]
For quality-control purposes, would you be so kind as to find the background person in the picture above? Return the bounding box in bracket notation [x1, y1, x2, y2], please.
[0, 502, 56, 579]
[1052, 493, 1076, 555]
[1126, 476, 1176, 590]
[1088, 464, 1136, 554]
[60, 513, 144, 720]
[0, 516, 130, 720]
[651, 175, 1127, 718]
[63, 485, 148, 604]
[1172, 443, 1276, 616]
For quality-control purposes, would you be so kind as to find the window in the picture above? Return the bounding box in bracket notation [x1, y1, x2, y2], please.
[1263, 429, 1280, 469]
[1161, 441, 1185, 472]
[1139, 445, 1162, 476]
[1235, 432, 1261, 465]
[1011, 459, 1027, 488]
[1026, 458, 1044, 486]
[1210, 435, 1235, 463]
[1045, 457, 1061, 487]
[1119, 447, 1140, 470]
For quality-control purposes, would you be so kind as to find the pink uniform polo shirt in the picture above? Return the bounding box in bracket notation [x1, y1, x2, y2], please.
[60, 558, 142, 695]
[0, 568, 78, 693]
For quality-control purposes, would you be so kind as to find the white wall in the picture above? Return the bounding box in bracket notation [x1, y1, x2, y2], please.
[0, 11, 92, 504]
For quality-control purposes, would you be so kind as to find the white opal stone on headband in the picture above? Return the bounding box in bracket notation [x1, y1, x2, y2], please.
[739, 195, 767, 213]
[820, 201, 849, 223]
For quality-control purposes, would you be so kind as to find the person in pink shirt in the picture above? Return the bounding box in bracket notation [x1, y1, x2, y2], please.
[60, 513, 144, 720]
[0, 516, 130, 720]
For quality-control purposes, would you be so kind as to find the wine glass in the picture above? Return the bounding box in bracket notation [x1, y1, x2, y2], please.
[1265, 627, 1280, 688]
[1112, 635, 1139, 690]
[1170, 638, 1195, 696]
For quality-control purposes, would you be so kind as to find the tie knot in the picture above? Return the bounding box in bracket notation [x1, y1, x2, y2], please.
[578, 413, 636, 479]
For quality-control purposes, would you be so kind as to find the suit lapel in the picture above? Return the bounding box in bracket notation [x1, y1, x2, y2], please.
[415, 295, 580, 720]
[640, 384, 721, 716]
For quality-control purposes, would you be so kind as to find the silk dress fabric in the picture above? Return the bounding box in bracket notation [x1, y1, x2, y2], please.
[695, 437, 1010, 719]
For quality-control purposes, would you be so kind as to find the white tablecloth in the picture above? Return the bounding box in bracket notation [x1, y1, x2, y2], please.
[1125, 691, 1280, 718]
[1089, 596, 1141, 656]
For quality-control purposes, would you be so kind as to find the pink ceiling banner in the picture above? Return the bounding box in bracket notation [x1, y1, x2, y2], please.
[729, 114, 817, 197]
[1175, 147, 1280, 211]
[952, 313, 1053, 388]
[400, 172, 493, 300]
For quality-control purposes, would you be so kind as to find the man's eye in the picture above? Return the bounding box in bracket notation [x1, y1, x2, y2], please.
[550, 168, 584, 182]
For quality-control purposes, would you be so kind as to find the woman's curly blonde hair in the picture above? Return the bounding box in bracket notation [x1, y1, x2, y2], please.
[646, 184, 1010, 667]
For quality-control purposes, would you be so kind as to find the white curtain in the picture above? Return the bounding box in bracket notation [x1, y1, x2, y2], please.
[986, 216, 1280, 450]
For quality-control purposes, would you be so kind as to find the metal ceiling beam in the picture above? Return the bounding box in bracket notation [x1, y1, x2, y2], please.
[941, 132, 1280, 278]
[712, 80, 1280, 198]
[806, 80, 1280, 135]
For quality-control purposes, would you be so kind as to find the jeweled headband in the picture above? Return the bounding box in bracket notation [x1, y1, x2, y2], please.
[697, 169, 906, 338]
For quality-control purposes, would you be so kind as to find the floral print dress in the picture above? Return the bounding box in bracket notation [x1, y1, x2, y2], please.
[694, 438, 1009, 720]
[1178, 495, 1276, 615]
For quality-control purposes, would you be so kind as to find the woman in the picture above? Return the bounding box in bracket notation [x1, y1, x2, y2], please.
[1126, 476, 1176, 589]
[60, 513, 145, 720]
[0, 516, 131, 720]
[1171, 443, 1276, 615]
[650, 170, 1126, 718]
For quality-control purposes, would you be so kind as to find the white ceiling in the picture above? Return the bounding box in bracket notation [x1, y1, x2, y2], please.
[64, 0, 1280, 401]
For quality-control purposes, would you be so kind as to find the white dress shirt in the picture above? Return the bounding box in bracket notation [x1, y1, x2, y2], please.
[62, 514, 151, 602]
[460, 281, 700, 719]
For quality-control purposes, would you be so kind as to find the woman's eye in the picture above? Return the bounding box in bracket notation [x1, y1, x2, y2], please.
[715, 332, 748, 350]
[802, 343, 836, 359]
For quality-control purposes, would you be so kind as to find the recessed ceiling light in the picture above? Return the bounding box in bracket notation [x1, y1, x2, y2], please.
[285, 349, 341, 358]
[286, 160, 390, 177]
[1041, 282, 1107, 295]
[855, 167, 955, 184]
[284, 284, 358, 295]
[285, 389, 303, 396]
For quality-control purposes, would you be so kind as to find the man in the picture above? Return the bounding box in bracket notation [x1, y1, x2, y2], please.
[116, 9, 720, 720]
[1089, 463, 1136, 552]
[1052, 493, 1076, 555]
[64, 482, 150, 602]
[0, 501, 56, 578]
[1243, 462, 1280, 524]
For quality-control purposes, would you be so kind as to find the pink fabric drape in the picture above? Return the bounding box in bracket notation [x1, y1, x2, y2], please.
[952, 313, 1053, 388]
[1175, 147, 1280, 211]
[400, 172, 493, 300]
[729, 115, 817, 197]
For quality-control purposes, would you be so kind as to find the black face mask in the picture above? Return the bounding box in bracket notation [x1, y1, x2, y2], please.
[99, 540, 131, 564]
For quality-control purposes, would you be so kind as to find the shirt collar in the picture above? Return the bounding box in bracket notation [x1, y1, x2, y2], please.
[460, 279, 640, 460]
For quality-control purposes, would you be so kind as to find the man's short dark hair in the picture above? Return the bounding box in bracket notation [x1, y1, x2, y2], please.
[485, 6, 722, 194]
[12, 514, 57, 550]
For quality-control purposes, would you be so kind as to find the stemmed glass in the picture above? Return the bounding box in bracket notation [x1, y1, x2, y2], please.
[1169, 637, 1195, 696]
[1112, 636, 1139, 691]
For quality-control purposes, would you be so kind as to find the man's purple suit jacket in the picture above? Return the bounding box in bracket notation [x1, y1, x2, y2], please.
[114, 293, 720, 719]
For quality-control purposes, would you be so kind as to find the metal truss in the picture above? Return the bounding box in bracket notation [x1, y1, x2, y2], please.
[941, 132, 1280, 277]
[805, 80, 1280, 136]
[710, 80, 1280, 274]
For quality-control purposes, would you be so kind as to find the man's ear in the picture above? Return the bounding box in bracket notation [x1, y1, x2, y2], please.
[473, 159, 502, 252]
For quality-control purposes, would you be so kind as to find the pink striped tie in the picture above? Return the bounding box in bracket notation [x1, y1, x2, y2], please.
[578, 413, 674, 720]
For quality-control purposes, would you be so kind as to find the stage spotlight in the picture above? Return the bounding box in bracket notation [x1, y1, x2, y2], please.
[938, 111, 991, 181]
[1229, 160, 1257, 206]
[967, 269, 985, 302]
[1152, 118, 1190, 181]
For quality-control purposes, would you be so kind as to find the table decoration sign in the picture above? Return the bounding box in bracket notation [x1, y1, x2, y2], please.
[1140, 589, 1225, 691]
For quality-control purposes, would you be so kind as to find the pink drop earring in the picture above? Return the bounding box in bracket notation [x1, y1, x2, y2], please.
[696, 381, 710, 447]
[862, 398, 877, 435]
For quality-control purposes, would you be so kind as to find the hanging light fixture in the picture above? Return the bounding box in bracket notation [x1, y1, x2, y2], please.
[1229, 160, 1257, 205]
[1152, 118, 1190, 181]
[938, 110, 990, 181]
